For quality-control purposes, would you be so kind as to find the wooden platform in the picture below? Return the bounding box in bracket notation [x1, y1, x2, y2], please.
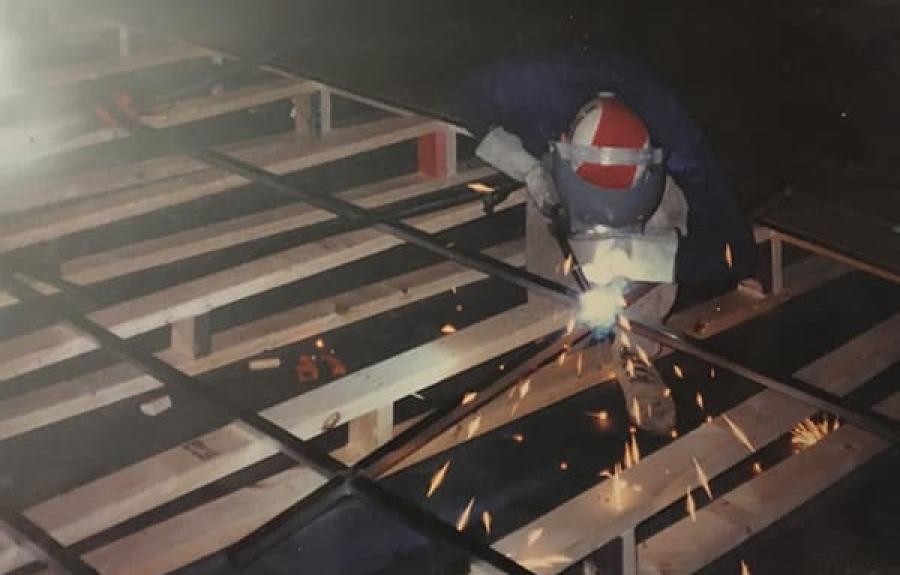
[0, 6, 897, 575]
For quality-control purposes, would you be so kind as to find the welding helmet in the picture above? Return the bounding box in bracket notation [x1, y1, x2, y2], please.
[549, 93, 666, 235]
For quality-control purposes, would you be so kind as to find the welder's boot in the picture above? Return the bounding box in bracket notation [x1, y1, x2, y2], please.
[610, 336, 676, 434]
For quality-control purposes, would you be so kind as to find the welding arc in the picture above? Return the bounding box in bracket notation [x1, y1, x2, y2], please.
[96, 105, 900, 448]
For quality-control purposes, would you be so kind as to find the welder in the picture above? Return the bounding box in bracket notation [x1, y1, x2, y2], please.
[459, 50, 756, 434]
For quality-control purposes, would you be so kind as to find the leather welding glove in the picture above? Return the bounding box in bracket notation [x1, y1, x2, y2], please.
[569, 229, 679, 285]
[476, 126, 557, 214]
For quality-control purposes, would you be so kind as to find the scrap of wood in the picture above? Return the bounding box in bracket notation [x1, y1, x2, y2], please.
[139, 395, 172, 417]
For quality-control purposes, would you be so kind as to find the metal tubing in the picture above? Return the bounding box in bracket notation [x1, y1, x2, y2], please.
[102, 104, 900, 445]
[1, 505, 97, 575]
[0, 272, 347, 479]
[631, 320, 900, 442]
[350, 476, 537, 575]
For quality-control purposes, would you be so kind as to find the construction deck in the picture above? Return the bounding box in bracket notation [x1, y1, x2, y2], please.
[0, 3, 898, 575]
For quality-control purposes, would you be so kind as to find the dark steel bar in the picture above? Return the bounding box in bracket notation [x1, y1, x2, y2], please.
[633, 320, 900, 443]
[0, 505, 97, 575]
[102, 103, 900, 446]
[350, 476, 536, 575]
[0, 271, 347, 478]
[358, 329, 591, 478]
[227, 476, 351, 567]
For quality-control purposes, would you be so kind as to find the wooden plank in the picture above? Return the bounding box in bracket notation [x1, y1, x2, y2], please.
[0, 190, 520, 382]
[637, 392, 899, 574]
[347, 405, 394, 457]
[0, 240, 524, 443]
[478, 309, 900, 574]
[668, 255, 849, 338]
[21, 299, 568, 548]
[58, 167, 493, 287]
[0, 42, 214, 99]
[170, 315, 211, 360]
[5, 78, 320, 165]
[0, 115, 436, 235]
[793, 312, 900, 396]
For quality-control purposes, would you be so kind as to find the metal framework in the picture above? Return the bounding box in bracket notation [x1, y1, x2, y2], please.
[0, 7, 898, 575]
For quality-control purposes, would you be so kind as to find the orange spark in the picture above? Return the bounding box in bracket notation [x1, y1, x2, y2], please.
[626, 358, 636, 378]
[517, 378, 531, 400]
[791, 416, 840, 452]
[461, 391, 478, 405]
[631, 396, 642, 427]
[440, 323, 457, 334]
[663, 387, 672, 398]
[557, 351, 567, 366]
[456, 303, 463, 312]
[673, 363, 684, 379]
[426, 460, 451, 498]
[466, 415, 482, 440]
[709, 366, 717, 379]
[562, 254, 574, 276]
[696, 391, 705, 411]
[670, 429, 679, 439]
[722, 414, 755, 453]
[740, 560, 751, 575]
[617, 314, 632, 331]
[576, 352, 584, 377]
[456, 497, 475, 531]
[693, 457, 713, 499]
[559, 461, 569, 471]
[481, 510, 492, 535]
[566, 315, 577, 336]
[752, 462, 763, 475]
[314, 337, 325, 349]
[636, 346, 651, 367]
[725, 243, 734, 269]
[512, 432, 525, 443]
[686, 487, 697, 522]
[526, 527, 544, 547]
[467, 182, 495, 194]
[499, 362, 505, 371]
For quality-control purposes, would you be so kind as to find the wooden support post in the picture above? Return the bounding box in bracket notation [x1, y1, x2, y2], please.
[118, 25, 131, 58]
[171, 314, 211, 360]
[770, 233, 784, 295]
[622, 529, 637, 575]
[417, 129, 456, 177]
[346, 405, 393, 459]
[291, 94, 314, 136]
[317, 88, 332, 134]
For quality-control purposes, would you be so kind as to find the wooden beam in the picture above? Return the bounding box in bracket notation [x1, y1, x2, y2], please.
[637, 392, 899, 574]
[0, 240, 524, 443]
[170, 314, 211, 360]
[347, 405, 394, 458]
[0, 191, 522, 382]
[477, 311, 900, 574]
[0, 42, 214, 99]
[0, 115, 436, 235]
[57, 168, 492, 288]
[667, 255, 848, 338]
[21, 299, 568, 548]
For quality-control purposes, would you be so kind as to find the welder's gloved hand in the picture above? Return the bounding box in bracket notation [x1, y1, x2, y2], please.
[475, 127, 558, 215]
[570, 229, 679, 285]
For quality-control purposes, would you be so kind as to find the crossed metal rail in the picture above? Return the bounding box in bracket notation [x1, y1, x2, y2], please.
[1, 42, 898, 575]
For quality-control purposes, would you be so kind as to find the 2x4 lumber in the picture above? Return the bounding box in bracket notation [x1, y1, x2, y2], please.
[667, 255, 848, 338]
[0, 114, 436, 236]
[8, 78, 320, 164]
[170, 314, 211, 361]
[0, 189, 519, 382]
[637, 392, 900, 574]
[0, 240, 524, 443]
[479, 311, 900, 574]
[21, 299, 569, 549]
[58, 168, 493, 287]
[0, 42, 214, 99]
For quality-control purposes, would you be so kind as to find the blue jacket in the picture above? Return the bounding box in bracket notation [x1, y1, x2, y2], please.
[458, 50, 756, 284]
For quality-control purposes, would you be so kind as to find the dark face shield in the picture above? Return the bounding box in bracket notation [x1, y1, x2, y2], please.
[548, 143, 666, 236]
